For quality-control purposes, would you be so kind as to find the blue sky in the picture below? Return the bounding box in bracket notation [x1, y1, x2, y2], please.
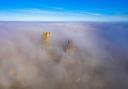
[0, 0, 128, 21]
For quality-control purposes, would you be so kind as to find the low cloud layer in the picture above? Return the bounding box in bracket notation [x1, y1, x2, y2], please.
[0, 22, 128, 89]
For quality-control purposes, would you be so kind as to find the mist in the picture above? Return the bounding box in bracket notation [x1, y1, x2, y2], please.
[0, 22, 128, 89]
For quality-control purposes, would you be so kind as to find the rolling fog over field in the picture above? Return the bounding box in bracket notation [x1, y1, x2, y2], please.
[0, 22, 128, 89]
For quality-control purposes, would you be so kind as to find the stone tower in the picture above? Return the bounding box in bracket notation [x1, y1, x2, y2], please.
[42, 32, 51, 48]
[64, 40, 76, 55]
